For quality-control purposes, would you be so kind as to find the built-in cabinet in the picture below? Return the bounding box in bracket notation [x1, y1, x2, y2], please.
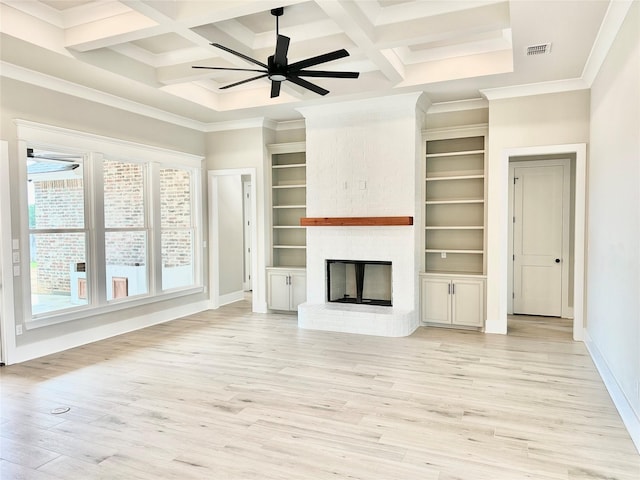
[420, 275, 484, 327]
[266, 267, 306, 311]
[267, 142, 306, 311]
[421, 125, 487, 328]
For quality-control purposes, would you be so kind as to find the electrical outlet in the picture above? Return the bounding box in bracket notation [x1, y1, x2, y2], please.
[16, 324, 23, 335]
[441, 252, 447, 259]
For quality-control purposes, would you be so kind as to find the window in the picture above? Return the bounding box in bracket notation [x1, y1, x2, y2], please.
[27, 150, 88, 315]
[103, 159, 148, 300]
[19, 121, 203, 325]
[160, 168, 194, 290]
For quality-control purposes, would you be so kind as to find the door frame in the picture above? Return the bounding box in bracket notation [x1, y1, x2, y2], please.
[0, 140, 16, 364]
[208, 168, 258, 311]
[242, 179, 252, 292]
[485, 143, 586, 341]
[508, 158, 571, 318]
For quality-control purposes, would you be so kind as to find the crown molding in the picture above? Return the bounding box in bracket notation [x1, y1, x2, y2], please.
[480, 78, 589, 101]
[1, 62, 207, 131]
[428, 98, 488, 114]
[297, 91, 425, 120]
[582, 0, 634, 87]
[204, 118, 305, 133]
[204, 118, 269, 133]
[273, 119, 306, 131]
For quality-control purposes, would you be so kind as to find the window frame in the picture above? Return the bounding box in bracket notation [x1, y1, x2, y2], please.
[16, 120, 204, 329]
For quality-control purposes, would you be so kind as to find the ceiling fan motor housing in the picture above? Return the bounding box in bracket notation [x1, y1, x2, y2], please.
[268, 55, 287, 82]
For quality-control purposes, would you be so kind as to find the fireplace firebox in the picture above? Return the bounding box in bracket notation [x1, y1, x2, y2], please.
[326, 260, 392, 307]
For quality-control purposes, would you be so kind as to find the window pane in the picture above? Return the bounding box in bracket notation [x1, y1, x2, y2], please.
[104, 159, 145, 228]
[161, 230, 193, 290]
[30, 233, 87, 315]
[160, 168, 194, 290]
[105, 231, 148, 300]
[160, 168, 191, 227]
[28, 157, 84, 229]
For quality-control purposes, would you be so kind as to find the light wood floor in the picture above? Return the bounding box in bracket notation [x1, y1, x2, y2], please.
[2, 301, 638, 480]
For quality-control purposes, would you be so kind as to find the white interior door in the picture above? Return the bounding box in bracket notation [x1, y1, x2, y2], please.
[513, 164, 564, 316]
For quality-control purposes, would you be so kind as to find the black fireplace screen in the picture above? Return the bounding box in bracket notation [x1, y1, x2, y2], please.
[326, 259, 392, 307]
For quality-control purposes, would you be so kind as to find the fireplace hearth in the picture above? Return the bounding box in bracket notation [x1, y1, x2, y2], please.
[327, 259, 392, 307]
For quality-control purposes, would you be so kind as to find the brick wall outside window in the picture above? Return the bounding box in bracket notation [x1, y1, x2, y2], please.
[32, 179, 84, 294]
[160, 168, 192, 268]
[32, 164, 193, 294]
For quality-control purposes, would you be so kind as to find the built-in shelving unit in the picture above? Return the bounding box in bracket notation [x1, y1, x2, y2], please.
[268, 142, 307, 268]
[424, 127, 487, 275]
[267, 142, 307, 312]
[420, 125, 487, 329]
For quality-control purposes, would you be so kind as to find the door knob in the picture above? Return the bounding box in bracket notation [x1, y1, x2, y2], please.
[555, 258, 561, 263]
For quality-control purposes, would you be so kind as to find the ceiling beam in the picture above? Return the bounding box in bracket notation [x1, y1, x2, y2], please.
[315, 0, 404, 85]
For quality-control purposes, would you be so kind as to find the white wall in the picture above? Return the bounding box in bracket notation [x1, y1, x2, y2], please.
[587, 1, 639, 447]
[485, 90, 590, 333]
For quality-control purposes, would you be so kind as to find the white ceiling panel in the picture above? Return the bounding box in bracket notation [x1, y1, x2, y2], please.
[0, 0, 614, 124]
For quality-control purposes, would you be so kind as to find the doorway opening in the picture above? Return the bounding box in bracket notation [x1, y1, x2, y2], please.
[508, 156, 573, 323]
[496, 144, 586, 341]
[208, 169, 258, 312]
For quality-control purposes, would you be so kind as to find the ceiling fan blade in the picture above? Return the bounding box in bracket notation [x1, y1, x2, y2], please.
[295, 70, 359, 79]
[220, 73, 269, 90]
[288, 49, 350, 72]
[286, 75, 329, 96]
[192, 66, 267, 73]
[210, 43, 268, 69]
[274, 35, 290, 66]
[270, 81, 282, 98]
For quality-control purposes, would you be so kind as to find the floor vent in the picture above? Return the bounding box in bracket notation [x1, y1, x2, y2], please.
[526, 43, 552, 56]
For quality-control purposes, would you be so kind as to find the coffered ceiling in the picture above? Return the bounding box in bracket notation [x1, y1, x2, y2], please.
[0, 1, 613, 127]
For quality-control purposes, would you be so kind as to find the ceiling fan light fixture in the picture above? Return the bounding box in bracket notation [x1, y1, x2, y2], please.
[192, 6, 359, 98]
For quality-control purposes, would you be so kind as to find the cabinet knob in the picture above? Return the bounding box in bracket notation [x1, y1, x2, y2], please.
[555, 258, 561, 263]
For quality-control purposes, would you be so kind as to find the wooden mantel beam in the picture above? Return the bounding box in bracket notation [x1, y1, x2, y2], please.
[300, 216, 413, 226]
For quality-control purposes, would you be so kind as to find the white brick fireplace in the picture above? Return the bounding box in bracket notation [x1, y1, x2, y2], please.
[297, 93, 428, 336]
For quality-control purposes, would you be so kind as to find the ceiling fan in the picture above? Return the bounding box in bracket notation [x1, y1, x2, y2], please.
[192, 7, 359, 98]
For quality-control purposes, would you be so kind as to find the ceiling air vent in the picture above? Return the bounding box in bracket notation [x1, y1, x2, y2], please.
[526, 43, 552, 56]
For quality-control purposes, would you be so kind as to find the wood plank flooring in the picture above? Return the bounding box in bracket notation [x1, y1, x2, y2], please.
[1, 302, 638, 479]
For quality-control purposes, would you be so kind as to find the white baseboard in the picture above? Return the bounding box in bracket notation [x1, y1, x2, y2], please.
[10, 300, 209, 365]
[584, 330, 640, 454]
[218, 290, 245, 307]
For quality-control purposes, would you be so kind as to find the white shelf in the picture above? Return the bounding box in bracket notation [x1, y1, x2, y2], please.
[425, 249, 483, 254]
[426, 198, 484, 205]
[425, 149, 484, 158]
[273, 205, 306, 209]
[274, 245, 307, 249]
[426, 172, 484, 181]
[272, 163, 305, 169]
[425, 226, 484, 230]
[273, 225, 305, 229]
[273, 184, 306, 189]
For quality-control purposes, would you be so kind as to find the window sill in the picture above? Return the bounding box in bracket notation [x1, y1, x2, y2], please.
[25, 286, 205, 330]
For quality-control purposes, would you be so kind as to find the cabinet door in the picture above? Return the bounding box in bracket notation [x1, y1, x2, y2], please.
[422, 277, 451, 324]
[452, 279, 484, 327]
[290, 271, 307, 311]
[267, 270, 291, 311]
